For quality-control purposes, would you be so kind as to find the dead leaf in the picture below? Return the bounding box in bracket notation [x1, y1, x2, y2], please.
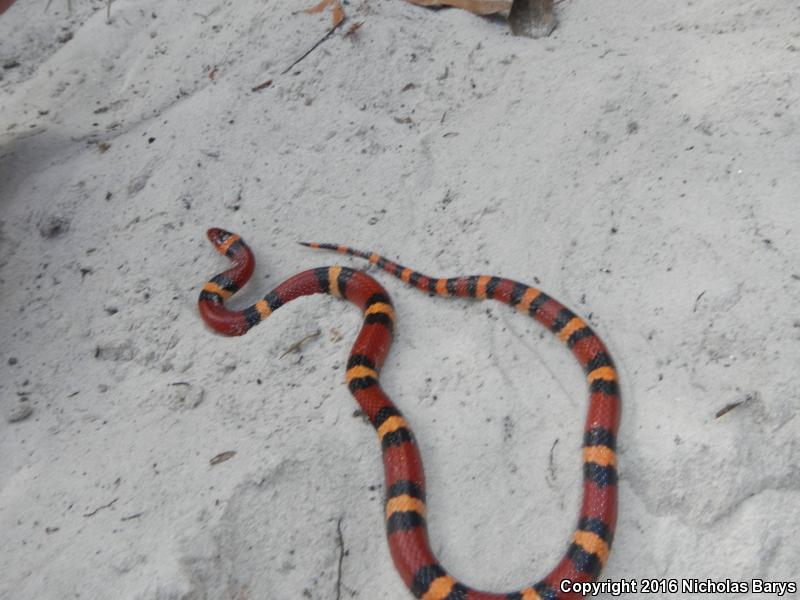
[509, 0, 556, 38]
[305, 0, 345, 27]
[305, 0, 333, 14]
[251, 79, 273, 92]
[405, 0, 511, 16]
[210, 450, 236, 465]
[344, 21, 364, 36]
[715, 402, 742, 419]
[331, 0, 344, 27]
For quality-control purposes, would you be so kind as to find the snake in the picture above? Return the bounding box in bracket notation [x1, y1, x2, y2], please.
[198, 228, 620, 600]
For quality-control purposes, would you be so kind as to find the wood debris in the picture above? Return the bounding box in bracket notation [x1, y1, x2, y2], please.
[305, 0, 345, 27]
[251, 79, 273, 92]
[210, 450, 237, 465]
[406, 0, 557, 38]
[282, 1, 346, 74]
[83, 497, 118, 517]
[344, 21, 364, 37]
[715, 393, 756, 419]
[280, 329, 321, 358]
[509, 0, 556, 38]
[406, 0, 511, 15]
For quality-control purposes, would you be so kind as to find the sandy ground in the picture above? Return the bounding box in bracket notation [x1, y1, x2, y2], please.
[1, 0, 799, 599]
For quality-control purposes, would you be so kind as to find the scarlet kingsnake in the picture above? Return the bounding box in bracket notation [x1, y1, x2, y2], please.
[198, 228, 620, 600]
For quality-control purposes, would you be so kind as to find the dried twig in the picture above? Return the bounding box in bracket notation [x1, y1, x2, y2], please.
[547, 438, 559, 480]
[281, 18, 346, 75]
[335, 518, 345, 600]
[280, 329, 321, 358]
[344, 21, 364, 37]
[715, 395, 752, 419]
[83, 497, 118, 517]
[693, 290, 706, 313]
[251, 79, 273, 92]
[714, 392, 758, 419]
[210, 450, 236, 465]
[715, 402, 741, 418]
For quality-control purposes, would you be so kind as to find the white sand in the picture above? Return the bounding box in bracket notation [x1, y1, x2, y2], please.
[1, 0, 799, 598]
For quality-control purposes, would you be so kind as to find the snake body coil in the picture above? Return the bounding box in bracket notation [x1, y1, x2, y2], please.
[198, 229, 620, 600]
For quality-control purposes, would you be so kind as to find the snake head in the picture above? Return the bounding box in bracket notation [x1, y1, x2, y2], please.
[207, 227, 235, 251]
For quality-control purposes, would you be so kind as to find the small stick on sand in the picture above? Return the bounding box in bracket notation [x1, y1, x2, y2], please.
[210, 451, 236, 465]
[280, 329, 321, 358]
[335, 517, 345, 600]
[83, 497, 118, 517]
[251, 79, 273, 92]
[715, 393, 755, 419]
[715, 399, 746, 419]
[281, 19, 346, 75]
[548, 438, 559, 480]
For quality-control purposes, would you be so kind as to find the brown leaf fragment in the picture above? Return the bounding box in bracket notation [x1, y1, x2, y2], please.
[331, 0, 344, 27]
[251, 79, 273, 92]
[509, 0, 557, 38]
[304, 0, 344, 27]
[208, 66, 218, 80]
[305, 0, 333, 14]
[210, 450, 236, 465]
[715, 402, 742, 418]
[715, 393, 755, 418]
[406, 0, 511, 16]
[344, 21, 364, 36]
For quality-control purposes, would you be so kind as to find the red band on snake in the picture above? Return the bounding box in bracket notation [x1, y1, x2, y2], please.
[198, 228, 620, 600]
